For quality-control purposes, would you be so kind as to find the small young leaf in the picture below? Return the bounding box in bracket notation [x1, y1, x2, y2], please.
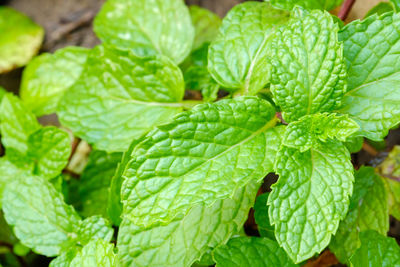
[189, 6, 221, 51]
[0, 93, 40, 153]
[254, 193, 275, 240]
[0, 7, 44, 73]
[267, 0, 344, 11]
[122, 97, 281, 226]
[208, 2, 289, 94]
[20, 46, 89, 116]
[77, 216, 114, 246]
[70, 239, 116, 267]
[268, 141, 353, 263]
[184, 66, 219, 102]
[338, 12, 400, 140]
[94, 0, 194, 64]
[117, 182, 259, 267]
[27, 126, 71, 179]
[212, 236, 297, 267]
[269, 7, 346, 122]
[349, 230, 400, 267]
[283, 113, 359, 152]
[2, 175, 81, 256]
[343, 136, 363, 153]
[329, 167, 389, 263]
[58, 45, 186, 152]
[79, 150, 121, 217]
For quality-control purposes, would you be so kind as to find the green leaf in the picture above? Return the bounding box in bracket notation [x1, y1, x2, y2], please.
[79, 150, 121, 217]
[70, 239, 116, 267]
[268, 141, 353, 263]
[20, 47, 89, 116]
[2, 175, 81, 256]
[383, 178, 400, 221]
[338, 12, 400, 141]
[365, 2, 395, 18]
[254, 193, 275, 240]
[27, 126, 71, 179]
[58, 45, 187, 152]
[94, 0, 194, 64]
[77, 216, 113, 246]
[0, 158, 24, 207]
[269, 7, 346, 122]
[390, 0, 400, 12]
[208, 2, 289, 94]
[180, 42, 209, 71]
[283, 113, 359, 152]
[379, 145, 400, 178]
[108, 138, 143, 226]
[121, 97, 281, 226]
[0, 7, 44, 73]
[190, 6, 221, 51]
[329, 167, 389, 263]
[0, 211, 17, 245]
[0, 86, 6, 101]
[0, 93, 40, 153]
[117, 182, 260, 267]
[212, 236, 297, 267]
[184, 66, 219, 102]
[267, 0, 344, 11]
[344, 136, 363, 153]
[49, 249, 78, 267]
[349, 230, 400, 267]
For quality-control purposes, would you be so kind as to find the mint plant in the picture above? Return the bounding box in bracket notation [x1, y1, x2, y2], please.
[1, 0, 400, 266]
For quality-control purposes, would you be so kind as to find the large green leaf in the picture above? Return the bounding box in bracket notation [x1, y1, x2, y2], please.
[2, 175, 81, 257]
[267, 0, 344, 11]
[338, 12, 400, 140]
[269, 7, 346, 122]
[212, 236, 297, 267]
[79, 150, 121, 217]
[58, 45, 188, 152]
[122, 97, 281, 226]
[330, 167, 389, 263]
[0, 93, 40, 153]
[283, 113, 359, 152]
[70, 239, 116, 267]
[27, 126, 71, 179]
[20, 47, 89, 116]
[0, 158, 24, 207]
[208, 2, 289, 94]
[254, 193, 275, 240]
[0, 7, 44, 73]
[189, 6, 221, 51]
[94, 0, 194, 64]
[117, 182, 259, 267]
[349, 230, 400, 267]
[76, 216, 114, 246]
[268, 141, 353, 263]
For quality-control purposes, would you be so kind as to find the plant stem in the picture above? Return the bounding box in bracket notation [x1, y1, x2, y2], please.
[338, 0, 356, 21]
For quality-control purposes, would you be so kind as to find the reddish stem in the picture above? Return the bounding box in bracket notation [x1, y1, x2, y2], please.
[338, 0, 356, 21]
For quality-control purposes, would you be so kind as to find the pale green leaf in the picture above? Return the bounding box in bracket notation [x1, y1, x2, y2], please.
[0, 93, 40, 153]
[94, 0, 194, 64]
[77, 216, 113, 246]
[213, 236, 297, 267]
[338, 12, 400, 140]
[267, 0, 343, 11]
[0, 158, 23, 207]
[365, 2, 395, 18]
[254, 193, 275, 240]
[0, 7, 44, 73]
[117, 182, 259, 267]
[122, 97, 281, 226]
[58, 45, 186, 152]
[349, 230, 400, 267]
[330, 167, 389, 263]
[70, 239, 116, 267]
[2, 175, 81, 256]
[184, 66, 219, 102]
[49, 249, 78, 267]
[283, 113, 359, 152]
[190, 6, 221, 51]
[20, 46, 89, 116]
[269, 7, 346, 122]
[208, 2, 289, 94]
[27, 126, 71, 179]
[268, 141, 353, 263]
[79, 150, 121, 217]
